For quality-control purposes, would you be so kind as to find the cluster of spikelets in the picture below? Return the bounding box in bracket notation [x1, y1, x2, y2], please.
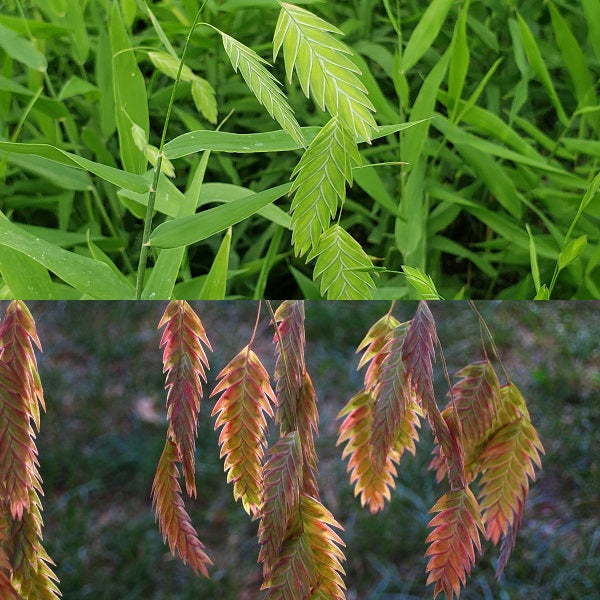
[152, 300, 345, 599]
[0, 301, 60, 598]
[336, 301, 544, 599]
[152, 300, 543, 600]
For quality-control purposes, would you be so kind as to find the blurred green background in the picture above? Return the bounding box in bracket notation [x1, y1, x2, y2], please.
[16, 301, 599, 599]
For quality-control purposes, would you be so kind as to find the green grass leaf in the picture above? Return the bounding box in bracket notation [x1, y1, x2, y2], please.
[110, 1, 149, 174]
[0, 215, 134, 299]
[0, 22, 47, 71]
[164, 123, 417, 159]
[516, 12, 569, 127]
[273, 2, 376, 141]
[0, 141, 150, 193]
[148, 184, 291, 249]
[398, 0, 454, 73]
[198, 227, 232, 299]
[307, 224, 375, 299]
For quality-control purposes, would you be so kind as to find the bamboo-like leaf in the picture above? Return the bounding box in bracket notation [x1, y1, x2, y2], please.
[151, 439, 212, 577]
[425, 487, 484, 600]
[273, 300, 306, 434]
[301, 494, 346, 600]
[403, 302, 465, 490]
[273, 2, 377, 141]
[478, 417, 544, 546]
[211, 345, 276, 516]
[308, 224, 375, 300]
[0, 302, 44, 520]
[289, 116, 360, 257]
[451, 361, 502, 442]
[221, 32, 304, 146]
[159, 301, 212, 498]
[258, 431, 303, 577]
[336, 390, 399, 513]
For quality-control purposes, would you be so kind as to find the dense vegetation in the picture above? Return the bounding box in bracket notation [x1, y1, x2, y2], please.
[1, 0, 599, 298]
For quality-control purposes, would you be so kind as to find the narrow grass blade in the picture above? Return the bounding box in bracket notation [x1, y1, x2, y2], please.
[0, 22, 47, 71]
[0, 141, 149, 193]
[148, 183, 291, 248]
[0, 248, 54, 299]
[110, 1, 149, 174]
[399, 0, 453, 73]
[0, 215, 134, 298]
[164, 123, 415, 159]
[516, 12, 569, 126]
[198, 227, 232, 299]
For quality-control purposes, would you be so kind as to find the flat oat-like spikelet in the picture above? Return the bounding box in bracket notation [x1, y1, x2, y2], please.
[262, 531, 316, 599]
[0, 301, 45, 520]
[258, 431, 302, 577]
[273, 301, 306, 434]
[0, 508, 19, 599]
[337, 391, 399, 513]
[356, 313, 400, 387]
[301, 494, 346, 600]
[477, 405, 544, 547]
[9, 488, 61, 599]
[425, 486, 484, 600]
[451, 361, 502, 442]
[159, 300, 212, 498]
[211, 345, 275, 516]
[151, 439, 212, 577]
[297, 372, 320, 498]
[403, 301, 466, 490]
[370, 322, 411, 470]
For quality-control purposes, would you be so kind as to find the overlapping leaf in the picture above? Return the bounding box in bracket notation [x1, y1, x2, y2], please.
[425, 487, 484, 600]
[273, 2, 377, 141]
[221, 33, 304, 146]
[151, 439, 212, 577]
[211, 345, 275, 516]
[159, 301, 212, 498]
[308, 225, 375, 300]
[289, 116, 360, 257]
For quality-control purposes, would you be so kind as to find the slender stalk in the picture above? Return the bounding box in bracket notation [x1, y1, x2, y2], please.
[468, 300, 510, 383]
[135, 7, 204, 299]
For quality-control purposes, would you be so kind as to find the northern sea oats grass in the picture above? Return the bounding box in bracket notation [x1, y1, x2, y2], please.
[147, 300, 543, 600]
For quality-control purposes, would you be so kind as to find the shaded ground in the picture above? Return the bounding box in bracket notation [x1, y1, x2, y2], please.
[11, 301, 600, 599]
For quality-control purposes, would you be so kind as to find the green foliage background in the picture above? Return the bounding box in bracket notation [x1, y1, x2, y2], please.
[0, 0, 599, 299]
[25, 301, 600, 599]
